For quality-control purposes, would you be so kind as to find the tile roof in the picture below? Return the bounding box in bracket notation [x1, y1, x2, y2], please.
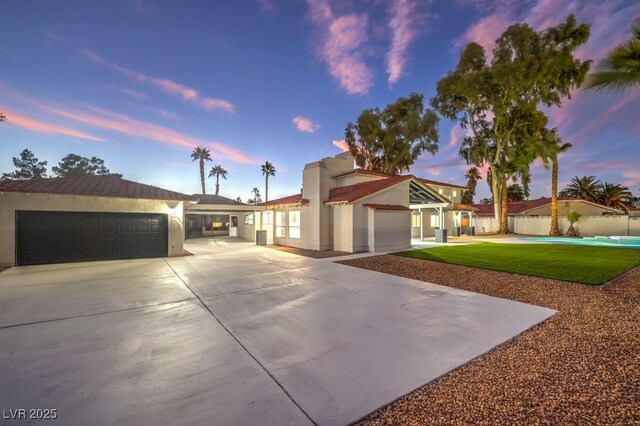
[363, 203, 410, 211]
[193, 194, 247, 205]
[416, 177, 467, 189]
[325, 175, 412, 204]
[453, 203, 478, 211]
[0, 176, 197, 201]
[333, 168, 391, 179]
[263, 193, 309, 207]
[472, 197, 622, 215]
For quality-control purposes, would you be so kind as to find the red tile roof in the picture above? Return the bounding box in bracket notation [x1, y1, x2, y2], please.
[363, 203, 410, 211]
[263, 193, 309, 207]
[416, 177, 467, 189]
[472, 197, 622, 215]
[333, 168, 391, 179]
[453, 203, 478, 211]
[0, 176, 197, 201]
[325, 175, 412, 204]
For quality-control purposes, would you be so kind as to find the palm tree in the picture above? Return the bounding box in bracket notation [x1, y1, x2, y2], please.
[0, 112, 6, 122]
[549, 142, 572, 236]
[506, 184, 525, 202]
[208, 165, 228, 196]
[260, 161, 276, 202]
[560, 176, 601, 202]
[190, 147, 212, 194]
[585, 20, 640, 94]
[462, 167, 482, 204]
[251, 187, 262, 205]
[599, 182, 633, 211]
[566, 211, 582, 237]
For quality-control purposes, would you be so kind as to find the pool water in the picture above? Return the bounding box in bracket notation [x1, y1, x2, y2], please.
[522, 236, 640, 248]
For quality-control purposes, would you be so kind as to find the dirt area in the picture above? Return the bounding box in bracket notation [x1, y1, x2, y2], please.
[266, 245, 355, 259]
[0, 266, 11, 273]
[338, 255, 640, 425]
[182, 249, 194, 256]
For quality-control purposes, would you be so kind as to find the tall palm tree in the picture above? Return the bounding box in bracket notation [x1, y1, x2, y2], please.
[560, 176, 601, 202]
[585, 20, 640, 94]
[190, 147, 212, 194]
[549, 142, 572, 236]
[462, 167, 482, 204]
[599, 182, 633, 211]
[208, 165, 228, 196]
[260, 161, 276, 202]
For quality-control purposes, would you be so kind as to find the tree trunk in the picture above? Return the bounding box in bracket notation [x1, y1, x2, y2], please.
[215, 175, 220, 196]
[199, 160, 206, 194]
[490, 165, 501, 228]
[265, 176, 269, 202]
[549, 158, 561, 236]
[498, 175, 509, 234]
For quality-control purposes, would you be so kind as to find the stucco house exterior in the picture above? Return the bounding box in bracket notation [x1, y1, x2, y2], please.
[0, 176, 196, 266]
[473, 198, 625, 217]
[184, 194, 260, 239]
[250, 152, 474, 253]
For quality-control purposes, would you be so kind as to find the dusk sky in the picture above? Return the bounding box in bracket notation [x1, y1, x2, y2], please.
[1, 0, 639, 202]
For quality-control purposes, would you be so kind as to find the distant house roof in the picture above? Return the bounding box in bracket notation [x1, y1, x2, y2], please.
[473, 197, 624, 216]
[333, 168, 391, 179]
[325, 175, 412, 204]
[453, 203, 478, 211]
[192, 194, 246, 205]
[0, 176, 196, 201]
[263, 193, 309, 208]
[363, 203, 410, 211]
[416, 177, 467, 190]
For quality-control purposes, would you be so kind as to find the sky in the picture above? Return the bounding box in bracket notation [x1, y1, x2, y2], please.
[1, 0, 639, 202]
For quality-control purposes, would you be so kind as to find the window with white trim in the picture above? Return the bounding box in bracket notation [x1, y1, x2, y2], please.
[412, 214, 421, 227]
[288, 210, 300, 239]
[275, 211, 286, 237]
[430, 215, 440, 228]
[244, 213, 254, 225]
[262, 211, 273, 225]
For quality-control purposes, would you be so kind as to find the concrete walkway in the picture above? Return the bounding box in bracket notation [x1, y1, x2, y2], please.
[0, 238, 555, 425]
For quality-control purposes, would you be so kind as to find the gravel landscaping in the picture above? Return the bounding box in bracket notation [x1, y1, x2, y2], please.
[338, 255, 640, 425]
[266, 244, 355, 259]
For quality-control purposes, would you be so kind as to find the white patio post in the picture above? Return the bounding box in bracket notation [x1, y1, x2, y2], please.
[419, 209, 424, 241]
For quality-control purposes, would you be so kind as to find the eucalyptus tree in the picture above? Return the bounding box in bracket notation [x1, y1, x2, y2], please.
[431, 15, 590, 233]
[260, 161, 276, 202]
[345, 93, 440, 175]
[190, 147, 212, 194]
[208, 165, 228, 196]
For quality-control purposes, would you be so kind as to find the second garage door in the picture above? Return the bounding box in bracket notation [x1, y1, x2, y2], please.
[16, 211, 168, 266]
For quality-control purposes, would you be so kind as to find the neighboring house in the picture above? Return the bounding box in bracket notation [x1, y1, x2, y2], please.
[252, 152, 473, 253]
[184, 194, 260, 239]
[473, 198, 625, 217]
[0, 175, 196, 266]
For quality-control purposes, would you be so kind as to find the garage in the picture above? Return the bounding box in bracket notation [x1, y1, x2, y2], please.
[0, 175, 196, 266]
[16, 211, 168, 266]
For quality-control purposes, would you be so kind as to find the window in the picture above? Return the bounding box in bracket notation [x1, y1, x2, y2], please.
[244, 213, 254, 225]
[430, 215, 440, 228]
[288, 210, 300, 239]
[453, 190, 457, 197]
[438, 188, 443, 194]
[412, 214, 421, 227]
[275, 211, 286, 238]
[262, 211, 273, 225]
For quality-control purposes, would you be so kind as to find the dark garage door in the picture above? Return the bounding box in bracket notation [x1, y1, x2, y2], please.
[16, 211, 168, 266]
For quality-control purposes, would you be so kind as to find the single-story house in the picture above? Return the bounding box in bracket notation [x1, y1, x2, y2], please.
[0, 175, 196, 266]
[473, 197, 626, 217]
[184, 194, 260, 239]
[250, 152, 473, 253]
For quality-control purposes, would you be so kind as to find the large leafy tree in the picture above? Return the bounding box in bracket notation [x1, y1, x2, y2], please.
[260, 161, 276, 202]
[208, 165, 228, 196]
[345, 93, 440, 175]
[2, 149, 48, 180]
[560, 176, 601, 202]
[431, 16, 591, 233]
[585, 20, 640, 94]
[52, 154, 122, 177]
[190, 147, 212, 194]
[461, 166, 482, 204]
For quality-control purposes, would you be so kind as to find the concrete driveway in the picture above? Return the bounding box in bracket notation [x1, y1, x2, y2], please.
[0, 238, 554, 425]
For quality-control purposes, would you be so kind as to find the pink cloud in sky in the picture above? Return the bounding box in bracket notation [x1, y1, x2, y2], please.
[305, 0, 373, 95]
[259, 0, 276, 14]
[454, 12, 512, 60]
[1, 107, 103, 142]
[332, 139, 349, 152]
[386, 0, 423, 86]
[292, 116, 320, 133]
[80, 49, 235, 113]
[424, 166, 441, 176]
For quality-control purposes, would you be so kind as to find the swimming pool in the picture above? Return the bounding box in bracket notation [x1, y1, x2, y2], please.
[522, 236, 640, 248]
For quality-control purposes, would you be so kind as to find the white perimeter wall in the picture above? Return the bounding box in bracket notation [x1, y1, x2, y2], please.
[0, 193, 185, 265]
[474, 215, 640, 237]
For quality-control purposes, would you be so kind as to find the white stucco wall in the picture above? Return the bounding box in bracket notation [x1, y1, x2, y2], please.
[524, 201, 621, 217]
[332, 204, 353, 252]
[0, 193, 185, 265]
[334, 173, 384, 187]
[474, 215, 638, 236]
[368, 209, 411, 252]
[238, 212, 256, 242]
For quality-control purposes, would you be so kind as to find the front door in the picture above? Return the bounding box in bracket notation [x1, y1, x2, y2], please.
[229, 215, 238, 237]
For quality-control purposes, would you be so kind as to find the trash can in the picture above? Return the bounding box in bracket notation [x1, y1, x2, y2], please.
[466, 226, 475, 236]
[256, 230, 267, 246]
[452, 226, 461, 237]
[435, 228, 448, 243]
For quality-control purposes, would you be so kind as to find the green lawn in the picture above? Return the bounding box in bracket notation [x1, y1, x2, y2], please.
[394, 243, 640, 285]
